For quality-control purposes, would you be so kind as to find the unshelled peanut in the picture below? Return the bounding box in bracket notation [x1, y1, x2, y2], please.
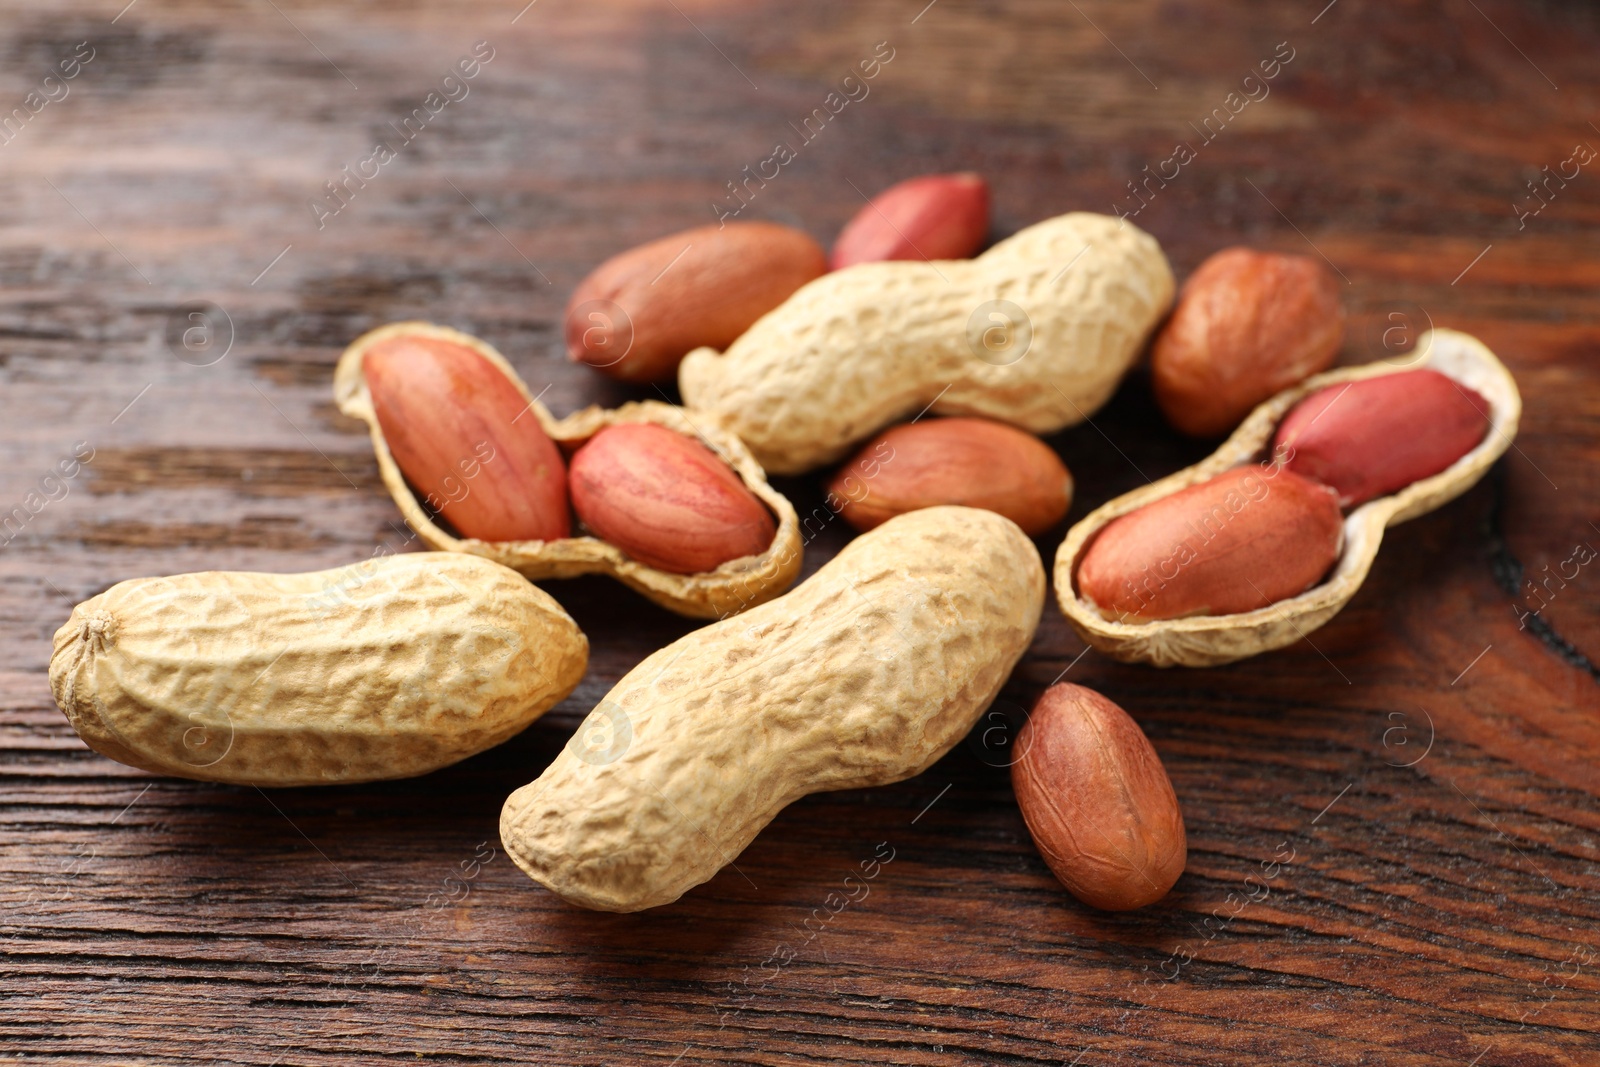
[501, 506, 1045, 911]
[49, 553, 588, 786]
[680, 212, 1173, 474]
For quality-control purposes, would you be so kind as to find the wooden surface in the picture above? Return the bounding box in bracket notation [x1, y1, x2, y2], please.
[1, 1, 1597, 1064]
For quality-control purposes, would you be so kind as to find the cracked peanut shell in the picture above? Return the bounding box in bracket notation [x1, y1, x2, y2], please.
[1055, 328, 1521, 667]
[336, 321, 803, 619]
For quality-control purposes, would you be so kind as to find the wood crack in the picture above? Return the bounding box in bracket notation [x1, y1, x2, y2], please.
[1485, 465, 1600, 683]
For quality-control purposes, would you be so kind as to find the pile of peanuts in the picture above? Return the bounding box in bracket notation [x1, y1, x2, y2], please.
[49, 172, 1514, 914]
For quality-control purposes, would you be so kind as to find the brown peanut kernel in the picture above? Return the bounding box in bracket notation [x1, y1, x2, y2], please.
[1076, 465, 1342, 622]
[569, 423, 776, 575]
[1012, 683, 1186, 911]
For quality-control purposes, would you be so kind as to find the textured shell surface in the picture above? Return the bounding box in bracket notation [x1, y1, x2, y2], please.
[49, 553, 588, 786]
[1053, 329, 1521, 668]
[678, 212, 1175, 474]
[335, 321, 803, 619]
[501, 506, 1045, 912]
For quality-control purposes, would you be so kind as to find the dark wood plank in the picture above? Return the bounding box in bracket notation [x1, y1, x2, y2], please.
[0, 1, 1597, 1064]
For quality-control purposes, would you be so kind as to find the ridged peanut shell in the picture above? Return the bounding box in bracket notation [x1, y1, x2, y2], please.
[502, 506, 1046, 912]
[336, 322, 802, 619]
[49, 553, 588, 786]
[1055, 329, 1521, 667]
[680, 212, 1174, 474]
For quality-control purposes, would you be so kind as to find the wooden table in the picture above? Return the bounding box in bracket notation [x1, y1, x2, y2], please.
[2, 2, 1596, 1064]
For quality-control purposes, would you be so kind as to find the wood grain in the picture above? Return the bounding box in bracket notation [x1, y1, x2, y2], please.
[0, 0, 1596, 1064]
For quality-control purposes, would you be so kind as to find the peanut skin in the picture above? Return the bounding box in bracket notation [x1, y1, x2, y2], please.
[826, 417, 1072, 536]
[1152, 248, 1344, 438]
[1076, 465, 1342, 622]
[569, 423, 776, 574]
[49, 554, 588, 786]
[364, 334, 570, 542]
[1012, 684, 1186, 910]
[1275, 368, 1491, 506]
[501, 506, 1045, 912]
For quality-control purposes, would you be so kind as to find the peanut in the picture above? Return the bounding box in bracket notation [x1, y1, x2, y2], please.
[1056, 328, 1521, 667]
[364, 332, 569, 542]
[1152, 247, 1344, 438]
[500, 506, 1045, 911]
[1076, 465, 1342, 622]
[49, 553, 588, 786]
[570, 423, 777, 575]
[1012, 684, 1186, 910]
[826, 417, 1071, 536]
[1275, 368, 1491, 506]
[337, 323, 805, 619]
[830, 172, 990, 269]
[566, 221, 827, 383]
[679, 212, 1174, 474]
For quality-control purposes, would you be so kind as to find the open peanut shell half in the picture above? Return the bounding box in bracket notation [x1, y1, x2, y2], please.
[335, 321, 803, 620]
[1054, 328, 1521, 667]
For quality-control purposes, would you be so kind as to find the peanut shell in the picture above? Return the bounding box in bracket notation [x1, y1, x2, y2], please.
[49, 553, 588, 786]
[501, 506, 1046, 912]
[336, 322, 803, 619]
[1054, 328, 1521, 667]
[680, 212, 1174, 474]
